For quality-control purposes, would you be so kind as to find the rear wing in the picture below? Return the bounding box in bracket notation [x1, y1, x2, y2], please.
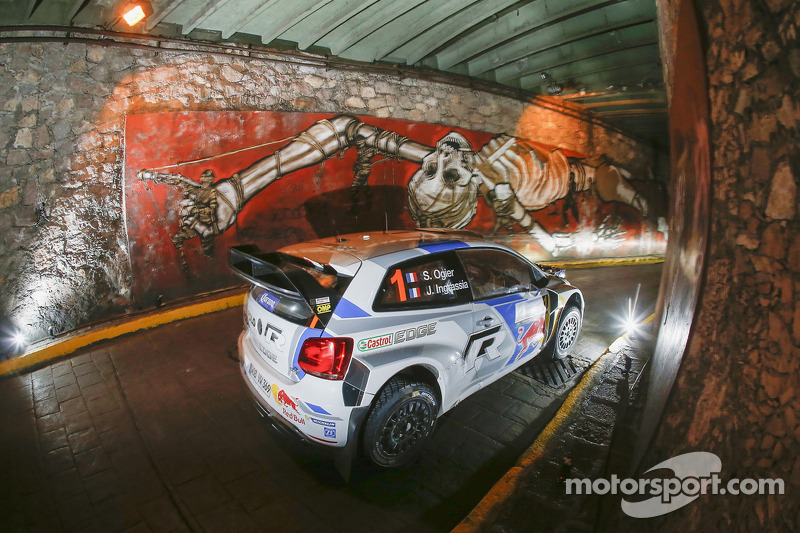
[229, 246, 315, 322]
[229, 246, 302, 297]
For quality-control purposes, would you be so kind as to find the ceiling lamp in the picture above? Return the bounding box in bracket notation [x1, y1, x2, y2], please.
[122, 1, 152, 26]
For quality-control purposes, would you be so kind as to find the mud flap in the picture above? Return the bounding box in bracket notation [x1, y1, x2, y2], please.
[334, 405, 370, 482]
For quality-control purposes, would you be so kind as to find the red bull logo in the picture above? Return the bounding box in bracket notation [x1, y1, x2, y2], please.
[272, 384, 299, 413]
[518, 317, 545, 352]
[278, 389, 297, 411]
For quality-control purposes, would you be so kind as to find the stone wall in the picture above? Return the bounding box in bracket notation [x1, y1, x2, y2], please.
[0, 41, 658, 349]
[636, 0, 800, 529]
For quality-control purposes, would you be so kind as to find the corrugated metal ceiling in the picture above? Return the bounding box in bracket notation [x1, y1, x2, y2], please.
[2, 0, 667, 145]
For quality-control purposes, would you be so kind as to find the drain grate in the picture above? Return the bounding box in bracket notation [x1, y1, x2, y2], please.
[518, 357, 585, 387]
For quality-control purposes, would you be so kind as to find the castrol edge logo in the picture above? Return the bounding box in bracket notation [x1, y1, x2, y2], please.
[357, 322, 437, 352]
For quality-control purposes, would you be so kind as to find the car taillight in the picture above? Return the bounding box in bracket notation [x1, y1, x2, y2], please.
[298, 337, 353, 380]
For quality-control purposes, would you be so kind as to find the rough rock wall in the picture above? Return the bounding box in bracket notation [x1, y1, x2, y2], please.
[0, 41, 657, 347]
[639, 0, 800, 529]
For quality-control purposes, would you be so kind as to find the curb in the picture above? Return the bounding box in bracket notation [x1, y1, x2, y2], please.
[0, 290, 247, 378]
[537, 256, 665, 269]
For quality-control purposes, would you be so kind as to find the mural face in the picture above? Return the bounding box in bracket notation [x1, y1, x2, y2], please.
[124, 112, 665, 306]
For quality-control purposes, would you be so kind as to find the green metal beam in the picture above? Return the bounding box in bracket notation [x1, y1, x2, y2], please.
[465, 0, 656, 76]
[212, 0, 283, 39]
[436, 0, 621, 71]
[520, 44, 662, 91]
[339, 0, 478, 63]
[238, 0, 330, 43]
[281, 0, 380, 50]
[320, 0, 426, 56]
[387, 0, 520, 66]
[492, 21, 657, 83]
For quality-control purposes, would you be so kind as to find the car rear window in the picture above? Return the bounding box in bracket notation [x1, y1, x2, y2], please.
[374, 251, 471, 311]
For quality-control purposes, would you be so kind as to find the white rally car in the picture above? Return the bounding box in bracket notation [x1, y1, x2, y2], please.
[231, 230, 583, 469]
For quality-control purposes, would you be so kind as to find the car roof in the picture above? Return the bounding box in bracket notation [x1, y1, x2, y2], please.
[278, 229, 494, 274]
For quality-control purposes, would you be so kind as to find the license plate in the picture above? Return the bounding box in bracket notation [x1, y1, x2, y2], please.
[248, 363, 271, 395]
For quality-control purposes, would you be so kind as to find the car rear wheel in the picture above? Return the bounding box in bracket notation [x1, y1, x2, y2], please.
[363, 377, 438, 468]
[551, 305, 582, 360]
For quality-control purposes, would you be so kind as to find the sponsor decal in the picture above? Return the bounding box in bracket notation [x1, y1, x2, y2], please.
[411, 390, 438, 404]
[258, 291, 279, 312]
[405, 272, 418, 283]
[314, 297, 330, 305]
[408, 287, 420, 298]
[316, 302, 332, 314]
[463, 325, 503, 363]
[358, 333, 394, 352]
[303, 402, 332, 415]
[282, 408, 306, 425]
[271, 384, 300, 413]
[517, 317, 545, 353]
[515, 299, 541, 324]
[278, 389, 297, 411]
[395, 323, 436, 344]
[264, 323, 286, 353]
[311, 417, 336, 427]
[324, 427, 336, 438]
[257, 344, 278, 364]
[357, 322, 438, 351]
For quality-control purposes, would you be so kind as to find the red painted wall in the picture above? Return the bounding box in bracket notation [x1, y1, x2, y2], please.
[125, 111, 665, 306]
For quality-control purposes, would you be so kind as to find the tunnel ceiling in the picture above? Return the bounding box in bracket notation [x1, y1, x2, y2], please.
[2, 0, 667, 146]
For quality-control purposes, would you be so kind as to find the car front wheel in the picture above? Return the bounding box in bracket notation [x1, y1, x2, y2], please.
[552, 305, 582, 359]
[363, 377, 438, 468]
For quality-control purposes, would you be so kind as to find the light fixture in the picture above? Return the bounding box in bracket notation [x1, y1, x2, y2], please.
[621, 284, 643, 339]
[1, 325, 27, 357]
[11, 330, 26, 351]
[121, 1, 152, 26]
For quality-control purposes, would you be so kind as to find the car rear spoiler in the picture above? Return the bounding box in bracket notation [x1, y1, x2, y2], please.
[229, 245, 307, 300]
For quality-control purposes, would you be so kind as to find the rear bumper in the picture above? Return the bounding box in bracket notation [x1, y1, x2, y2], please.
[238, 331, 369, 451]
[239, 359, 320, 444]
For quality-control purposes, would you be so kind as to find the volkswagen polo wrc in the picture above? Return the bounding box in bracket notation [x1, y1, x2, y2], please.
[231, 230, 583, 469]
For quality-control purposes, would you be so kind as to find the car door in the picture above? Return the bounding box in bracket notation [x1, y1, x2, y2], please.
[457, 248, 548, 386]
[370, 251, 479, 407]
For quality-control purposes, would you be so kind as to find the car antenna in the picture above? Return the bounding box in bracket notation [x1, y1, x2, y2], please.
[331, 210, 345, 242]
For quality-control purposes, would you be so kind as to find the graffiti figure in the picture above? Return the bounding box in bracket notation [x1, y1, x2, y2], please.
[139, 114, 649, 257]
[562, 171, 580, 227]
[169, 170, 220, 254]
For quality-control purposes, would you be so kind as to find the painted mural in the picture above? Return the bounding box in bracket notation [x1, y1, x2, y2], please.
[124, 112, 665, 306]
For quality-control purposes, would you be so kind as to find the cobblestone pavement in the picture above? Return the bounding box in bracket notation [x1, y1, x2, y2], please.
[0, 307, 585, 533]
[0, 264, 661, 532]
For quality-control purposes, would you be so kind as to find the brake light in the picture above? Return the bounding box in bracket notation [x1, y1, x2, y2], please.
[298, 337, 353, 380]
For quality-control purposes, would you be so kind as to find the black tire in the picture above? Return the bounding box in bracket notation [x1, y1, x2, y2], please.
[362, 377, 438, 468]
[549, 305, 582, 360]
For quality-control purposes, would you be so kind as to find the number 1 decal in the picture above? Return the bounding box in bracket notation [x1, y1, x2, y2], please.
[390, 269, 407, 302]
